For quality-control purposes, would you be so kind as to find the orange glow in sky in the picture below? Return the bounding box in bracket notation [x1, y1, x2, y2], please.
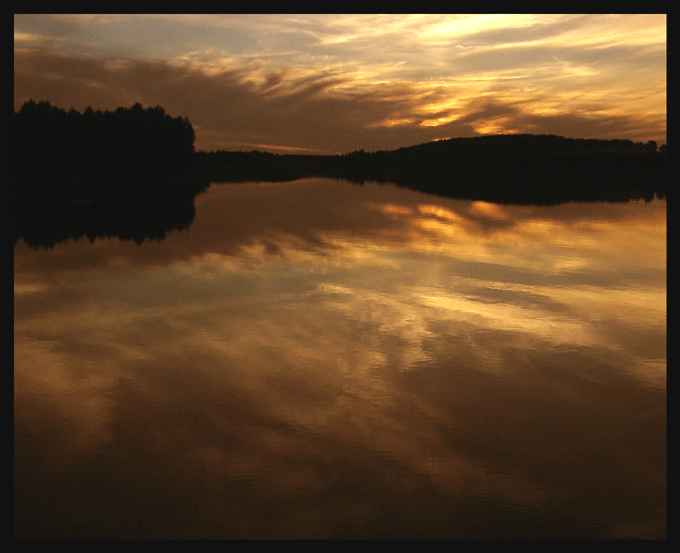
[14, 14, 666, 153]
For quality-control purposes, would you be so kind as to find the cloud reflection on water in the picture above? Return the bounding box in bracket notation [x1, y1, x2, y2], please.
[14, 178, 666, 538]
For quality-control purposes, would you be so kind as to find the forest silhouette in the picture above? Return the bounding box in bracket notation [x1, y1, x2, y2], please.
[15, 100, 666, 247]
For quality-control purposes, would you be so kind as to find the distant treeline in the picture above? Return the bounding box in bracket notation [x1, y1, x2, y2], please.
[199, 134, 667, 204]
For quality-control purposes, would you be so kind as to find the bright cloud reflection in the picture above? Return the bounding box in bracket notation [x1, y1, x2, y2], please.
[163, 179, 666, 389]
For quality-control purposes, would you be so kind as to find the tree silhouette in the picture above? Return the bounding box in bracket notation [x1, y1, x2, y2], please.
[14, 101, 209, 248]
[15, 100, 196, 182]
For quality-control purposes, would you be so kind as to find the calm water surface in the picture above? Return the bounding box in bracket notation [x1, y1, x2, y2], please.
[14, 178, 666, 539]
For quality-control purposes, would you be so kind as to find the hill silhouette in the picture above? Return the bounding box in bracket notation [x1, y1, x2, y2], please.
[199, 134, 666, 204]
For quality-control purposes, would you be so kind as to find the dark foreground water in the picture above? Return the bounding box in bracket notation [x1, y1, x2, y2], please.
[14, 178, 666, 539]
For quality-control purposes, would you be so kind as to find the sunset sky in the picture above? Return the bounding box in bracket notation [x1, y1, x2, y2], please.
[14, 14, 667, 154]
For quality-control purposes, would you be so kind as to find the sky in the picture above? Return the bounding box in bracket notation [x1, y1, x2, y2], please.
[14, 14, 667, 154]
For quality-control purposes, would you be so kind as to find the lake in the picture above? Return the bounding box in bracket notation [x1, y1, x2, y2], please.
[14, 177, 666, 539]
